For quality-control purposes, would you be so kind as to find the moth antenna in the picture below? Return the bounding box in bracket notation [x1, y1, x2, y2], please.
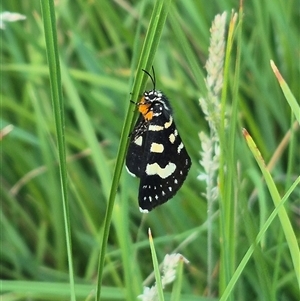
[142, 68, 156, 91]
[151, 66, 156, 91]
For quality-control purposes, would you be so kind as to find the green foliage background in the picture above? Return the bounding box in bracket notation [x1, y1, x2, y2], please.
[1, 0, 299, 300]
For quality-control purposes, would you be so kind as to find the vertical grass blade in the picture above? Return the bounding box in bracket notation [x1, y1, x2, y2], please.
[148, 228, 165, 301]
[170, 258, 184, 301]
[218, 9, 240, 297]
[39, 1, 75, 300]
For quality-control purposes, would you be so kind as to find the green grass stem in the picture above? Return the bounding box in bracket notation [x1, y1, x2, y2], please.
[39, 1, 75, 300]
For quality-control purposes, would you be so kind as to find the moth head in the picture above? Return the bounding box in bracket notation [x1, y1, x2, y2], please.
[144, 90, 162, 103]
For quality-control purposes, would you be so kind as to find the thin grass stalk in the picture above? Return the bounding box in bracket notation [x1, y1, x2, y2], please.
[170, 258, 184, 301]
[149, 229, 165, 301]
[225, 3, 243, 292]
[218, 11, 238, 297]
[39, 0, 75, 300]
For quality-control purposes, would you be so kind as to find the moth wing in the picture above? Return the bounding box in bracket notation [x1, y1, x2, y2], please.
[138, 117, 191, 212]
[125, 116, 149, 178]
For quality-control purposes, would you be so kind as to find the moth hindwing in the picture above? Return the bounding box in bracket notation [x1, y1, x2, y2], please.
[126, 71, 191, 213]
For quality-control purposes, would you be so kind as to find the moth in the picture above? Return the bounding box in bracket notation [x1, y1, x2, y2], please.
[126, 69, 191, 212]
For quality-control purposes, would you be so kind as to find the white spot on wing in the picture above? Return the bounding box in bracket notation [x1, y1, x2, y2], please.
[169, 133, 176, 143]
[146, 162, 176, 178]
[149, 124, 164, 131]
[150, 142, 164, 153]
[134, 135, 143, 146]
[177, 142, 184, 153]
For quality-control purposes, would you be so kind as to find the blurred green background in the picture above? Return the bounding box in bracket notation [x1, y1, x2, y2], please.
[1, 0, 299, 300]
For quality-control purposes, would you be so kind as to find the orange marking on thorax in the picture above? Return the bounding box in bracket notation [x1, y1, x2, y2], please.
[138, 96, 154, 121]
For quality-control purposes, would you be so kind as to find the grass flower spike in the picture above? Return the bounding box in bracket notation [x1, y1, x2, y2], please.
[198, 11, 227, 296]
[138, 253, 189, 301]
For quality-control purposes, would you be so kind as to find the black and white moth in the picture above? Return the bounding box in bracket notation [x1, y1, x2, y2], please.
[126, 69, 191, 213]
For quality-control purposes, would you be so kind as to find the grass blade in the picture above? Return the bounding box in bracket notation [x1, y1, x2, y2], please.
[39, 0, 75, 300]
[149, 228, 165, 301]
[270, 60, 300, 124]
[242, 129, 300, 286]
